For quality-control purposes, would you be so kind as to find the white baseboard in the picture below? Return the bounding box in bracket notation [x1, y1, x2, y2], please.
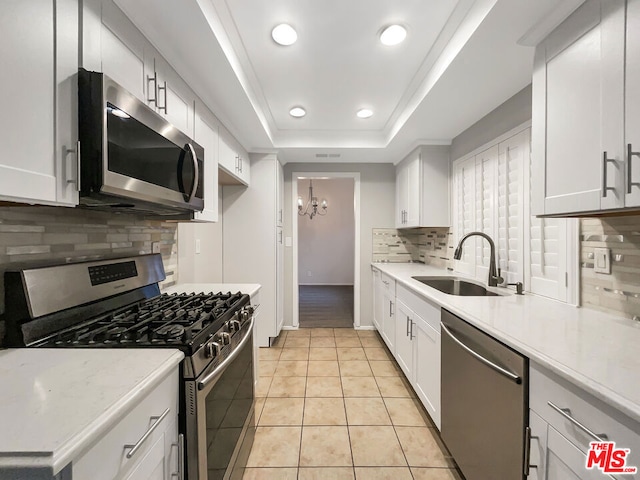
[281, 326, 298, 331]
[354, 325, 376, 330]
[299, 283, 355, 286]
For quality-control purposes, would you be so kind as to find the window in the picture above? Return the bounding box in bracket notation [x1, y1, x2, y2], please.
[452, 127, 577, 302]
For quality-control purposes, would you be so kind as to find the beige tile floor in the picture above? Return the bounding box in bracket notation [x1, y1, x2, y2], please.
[243, 328, 463, 480]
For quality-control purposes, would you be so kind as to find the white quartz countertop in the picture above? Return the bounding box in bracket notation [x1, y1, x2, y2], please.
[0, 348, 184, 475]
[372, 263, 640, 424]
[163, 283, 261, 298]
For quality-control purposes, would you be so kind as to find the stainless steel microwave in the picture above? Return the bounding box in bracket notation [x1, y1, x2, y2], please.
[78, 69, 204, 215]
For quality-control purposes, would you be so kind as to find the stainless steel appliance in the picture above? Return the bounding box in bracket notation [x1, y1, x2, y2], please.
[440, 308, 528, 480]
[78, 69, 204, 215]
[2, 254, 255, 480]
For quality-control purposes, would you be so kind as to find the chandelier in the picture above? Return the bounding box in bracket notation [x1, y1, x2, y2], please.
[298, 180, 328, 219]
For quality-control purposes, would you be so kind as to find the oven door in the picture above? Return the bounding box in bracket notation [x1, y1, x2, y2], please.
[185, 318, 255, 480]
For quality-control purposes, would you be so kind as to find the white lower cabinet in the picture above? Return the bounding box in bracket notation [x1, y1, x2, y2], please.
[372, 269, 442, 430]
[381, 289, 396, 354]
[394, 299, 415, 379]
[395, 284, 442, 430]
[528, 362, 640, 479]
[72, 371, 180, 480]
[413, 310, 441, 430]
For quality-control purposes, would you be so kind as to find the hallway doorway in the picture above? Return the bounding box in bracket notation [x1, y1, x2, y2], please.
[293, 173, 360, 329]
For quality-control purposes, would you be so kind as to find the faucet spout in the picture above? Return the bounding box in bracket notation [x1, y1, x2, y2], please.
[453, 232, 503, 287]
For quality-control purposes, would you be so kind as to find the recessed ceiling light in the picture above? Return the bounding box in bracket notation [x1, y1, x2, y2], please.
[357, 109, 373, 119]
[380, 24, 407, 46]
[272, 24, 297, 46]
[289, 106, 306, 118]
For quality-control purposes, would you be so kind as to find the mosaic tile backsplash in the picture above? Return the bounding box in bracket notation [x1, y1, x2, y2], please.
[0, 206, 179, 340]
[580, 216, 640, 321]
[372, 227, 454, 268]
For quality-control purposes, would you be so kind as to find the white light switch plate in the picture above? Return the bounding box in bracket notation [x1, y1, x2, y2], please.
[594, 247, 611, 274]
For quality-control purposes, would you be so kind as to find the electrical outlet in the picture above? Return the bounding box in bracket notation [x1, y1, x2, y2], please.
[307, 270, 312, 277]
[594, 247, 611, 274]
[195, 239, 201, 254]
[152, 242, 161, 254]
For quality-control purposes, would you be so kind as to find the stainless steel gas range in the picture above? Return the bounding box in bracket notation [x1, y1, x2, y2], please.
[2, 253, 255, 480]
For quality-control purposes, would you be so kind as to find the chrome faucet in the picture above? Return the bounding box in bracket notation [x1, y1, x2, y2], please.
[453, 232, 504, 287]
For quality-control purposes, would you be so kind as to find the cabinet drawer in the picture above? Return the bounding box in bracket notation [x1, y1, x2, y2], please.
[381, 273, 395, 295]
[73, 371, 178, 480]
[530, 363, 640, 470]
[396, 284, 440, 331]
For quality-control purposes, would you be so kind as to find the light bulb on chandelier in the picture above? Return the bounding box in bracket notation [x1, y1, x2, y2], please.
[298, 180, 328, 219]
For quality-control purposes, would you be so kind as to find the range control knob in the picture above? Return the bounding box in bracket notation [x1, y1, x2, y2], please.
[204, 341, 221, 358]
[229, 320, 241, 332]
[217, 332, 231, 345]
[239, 306, 254, 322]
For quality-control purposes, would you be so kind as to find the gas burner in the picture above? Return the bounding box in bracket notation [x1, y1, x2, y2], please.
[152, 324, 185, 343]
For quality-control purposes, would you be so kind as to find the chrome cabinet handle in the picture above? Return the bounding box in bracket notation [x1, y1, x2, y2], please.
[406, 316, 410, 336]
[441, 322, 522, 384]
[602, 151, 616, 197]
[628, 144, 640, 194]
[547, 401, 608, 443]
[146, 73, 157, 106]
[410, 320, 415, 340]
[524, 426, 534, 476]
[186, 143, 199, 203]
[66, 140, 81, 190]
[171, 433, 184, 480]
[125, 407, 171, 458]
[198, 315, 254, 390]
[389, 301, 394, 317]
[157, 81, 167, 114]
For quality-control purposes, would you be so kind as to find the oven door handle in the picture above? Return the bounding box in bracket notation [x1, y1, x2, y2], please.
[197, 315, 254, 391]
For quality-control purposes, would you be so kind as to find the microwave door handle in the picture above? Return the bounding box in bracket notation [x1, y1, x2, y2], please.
[186, 143, 199, 202]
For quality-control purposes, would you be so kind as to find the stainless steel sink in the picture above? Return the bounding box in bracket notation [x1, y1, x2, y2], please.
[412, 276, 506, 296]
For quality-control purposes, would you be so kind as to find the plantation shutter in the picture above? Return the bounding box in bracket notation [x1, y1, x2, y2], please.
[453, 156, 476, 276]
[474, 146, 498, 281]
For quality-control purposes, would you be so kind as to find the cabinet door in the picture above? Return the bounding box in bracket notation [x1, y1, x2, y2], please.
[546, 426, 609, 480]
[276, 162, 284, 226]
[381, 290, 395, 354]
[394, 300, 414, 380]
[236, 150, 251, 185]
[395, 164, 407, 228]
[276, 226, 284, 333]
[154, 55, 193, 138]
[528, 410, 548, 480]
[413, 314, 441, 430]
[123, 432, 166, 480]
[100, 0, 148, 103]
[532, 0, 625, 215]
[0, 0, 58, 204]
[626, 0, 640, 207]
[372, 270, 382, 331]
[405, 155, 421, 227]
[193, 106, 219, 222]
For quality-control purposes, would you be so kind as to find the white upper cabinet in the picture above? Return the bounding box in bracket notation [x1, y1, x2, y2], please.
[626, 0, 640, 207]
[84, 0, 194, 138]
[0, 0, 79, 207]
[193, 104, 219, 222]
[532, 0, 626, 215]
[218, 127, 250, 186]
[395, 146, 450, 229]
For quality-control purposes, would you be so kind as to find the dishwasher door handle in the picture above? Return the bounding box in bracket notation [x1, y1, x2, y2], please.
[440, 322, 522, 384]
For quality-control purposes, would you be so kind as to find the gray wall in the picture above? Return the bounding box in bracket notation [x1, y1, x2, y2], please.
[298, 178, 355, 285]
[450, 84, 532, 160]
[284, 163, 396, 328]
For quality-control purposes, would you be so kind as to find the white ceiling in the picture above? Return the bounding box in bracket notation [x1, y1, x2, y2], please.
[115, 0, 583, 164]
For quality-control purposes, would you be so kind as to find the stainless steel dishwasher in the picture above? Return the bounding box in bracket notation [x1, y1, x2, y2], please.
[441, 309, 528, 480]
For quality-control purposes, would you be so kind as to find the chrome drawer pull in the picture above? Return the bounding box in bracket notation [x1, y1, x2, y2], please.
[547, 401, 609, 443]
[124, 407, 171, 459]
